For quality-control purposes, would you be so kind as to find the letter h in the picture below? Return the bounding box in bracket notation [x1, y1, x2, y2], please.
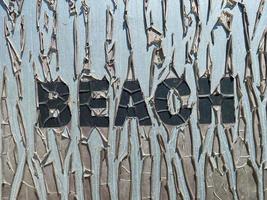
[198, 77, 235, 124]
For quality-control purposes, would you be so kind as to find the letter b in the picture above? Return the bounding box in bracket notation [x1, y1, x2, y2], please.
[37, 78, 71, 127]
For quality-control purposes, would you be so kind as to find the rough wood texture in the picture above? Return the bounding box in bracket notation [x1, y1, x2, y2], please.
[1, 0, 267, 199]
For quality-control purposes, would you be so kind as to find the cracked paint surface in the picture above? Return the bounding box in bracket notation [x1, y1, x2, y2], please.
[1, 0, 267, 199]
